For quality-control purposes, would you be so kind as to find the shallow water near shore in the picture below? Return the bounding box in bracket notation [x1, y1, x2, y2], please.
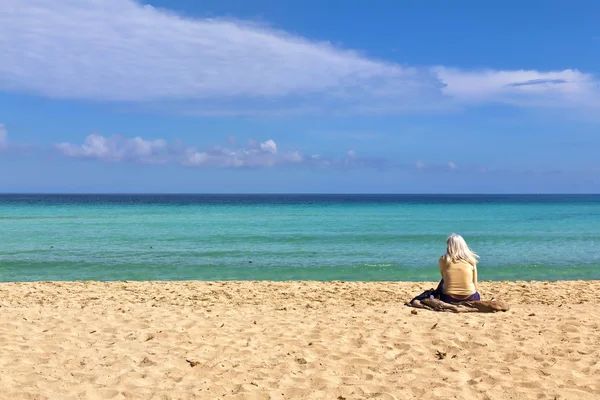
[1, 194, 599, 282]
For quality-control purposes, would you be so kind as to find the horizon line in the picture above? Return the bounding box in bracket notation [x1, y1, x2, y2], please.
[1, 193, 599, 196]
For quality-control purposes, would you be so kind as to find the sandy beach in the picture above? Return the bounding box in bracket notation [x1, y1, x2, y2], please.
[0, 280, 599, 400]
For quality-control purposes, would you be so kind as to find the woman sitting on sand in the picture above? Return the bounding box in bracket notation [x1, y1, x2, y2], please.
[435, 234, 480, 303]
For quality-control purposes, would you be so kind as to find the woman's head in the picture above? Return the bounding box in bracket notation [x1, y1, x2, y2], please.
[444, 233, 479, 266]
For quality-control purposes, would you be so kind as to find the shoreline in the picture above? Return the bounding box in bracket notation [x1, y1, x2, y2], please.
[1, 281, 599, 399]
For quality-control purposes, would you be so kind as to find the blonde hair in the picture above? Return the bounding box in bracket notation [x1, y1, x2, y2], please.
[443, 233, 479, 266]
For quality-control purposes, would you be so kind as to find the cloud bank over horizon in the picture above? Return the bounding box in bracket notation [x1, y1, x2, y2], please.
[54, 133, 474, 172]
[1, 0, 599, 115]
[55, 134, 385, 170]
[0, 122, 471, 172]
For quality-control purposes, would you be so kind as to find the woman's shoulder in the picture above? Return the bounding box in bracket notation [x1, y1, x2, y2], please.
[441, 256, 476, 269]
[464, 260, 477, 270]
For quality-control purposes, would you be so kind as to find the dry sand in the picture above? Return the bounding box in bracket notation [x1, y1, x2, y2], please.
[0, 280, 599, 400]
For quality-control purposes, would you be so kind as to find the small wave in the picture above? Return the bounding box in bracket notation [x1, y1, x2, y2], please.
[363, 263, 393, 268]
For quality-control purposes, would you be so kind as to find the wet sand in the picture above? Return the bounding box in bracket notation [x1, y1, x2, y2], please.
[1, 280, 599, 399]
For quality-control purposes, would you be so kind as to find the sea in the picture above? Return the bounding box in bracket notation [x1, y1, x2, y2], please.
[1, 194, 599, 282]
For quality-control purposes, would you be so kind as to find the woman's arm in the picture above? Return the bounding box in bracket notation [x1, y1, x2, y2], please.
[473, 265, 478, 291]
[438, 257, 445, 279]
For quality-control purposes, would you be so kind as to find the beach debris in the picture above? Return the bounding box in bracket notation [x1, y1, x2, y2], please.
[253, 321, 257, 325]
[431, 323, 438, 330]
[308, 342, 313, 346]
[220, 323, 225, 328]
[529, 313, 536, 317]
[435, 350, 447, 360]
[295, 357, 308, 365]
[411, 309, 418, 315]
[338, 396, 347, 400]
[139, 357, 155, 367]
[89, 330, 96, 334]
[186, 359, 200, 367]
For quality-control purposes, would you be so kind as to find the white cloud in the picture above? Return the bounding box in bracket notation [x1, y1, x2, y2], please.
[1, 1, 599, 115]
[56, 135, 306, 168]
[434, 67, 600, 108]
[50, 133, 498, 173]
[0, 124, 7, 149]
[260, 140, 278, 154]
[54, 134, 394, 169]
[56, 134, 168, 164]
[182, 139, 303, 168]
[0, 0, 441, 115]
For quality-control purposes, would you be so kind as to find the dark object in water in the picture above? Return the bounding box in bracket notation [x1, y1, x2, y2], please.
[249, 261, 253, 264]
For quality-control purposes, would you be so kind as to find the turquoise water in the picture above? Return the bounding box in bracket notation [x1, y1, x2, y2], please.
[1, 194, 599, 282]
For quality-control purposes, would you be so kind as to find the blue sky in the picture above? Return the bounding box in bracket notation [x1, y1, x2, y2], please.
[0, 0, 599, 193]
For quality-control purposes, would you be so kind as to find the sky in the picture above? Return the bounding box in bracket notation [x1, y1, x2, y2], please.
[0, 0, 599, 193]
